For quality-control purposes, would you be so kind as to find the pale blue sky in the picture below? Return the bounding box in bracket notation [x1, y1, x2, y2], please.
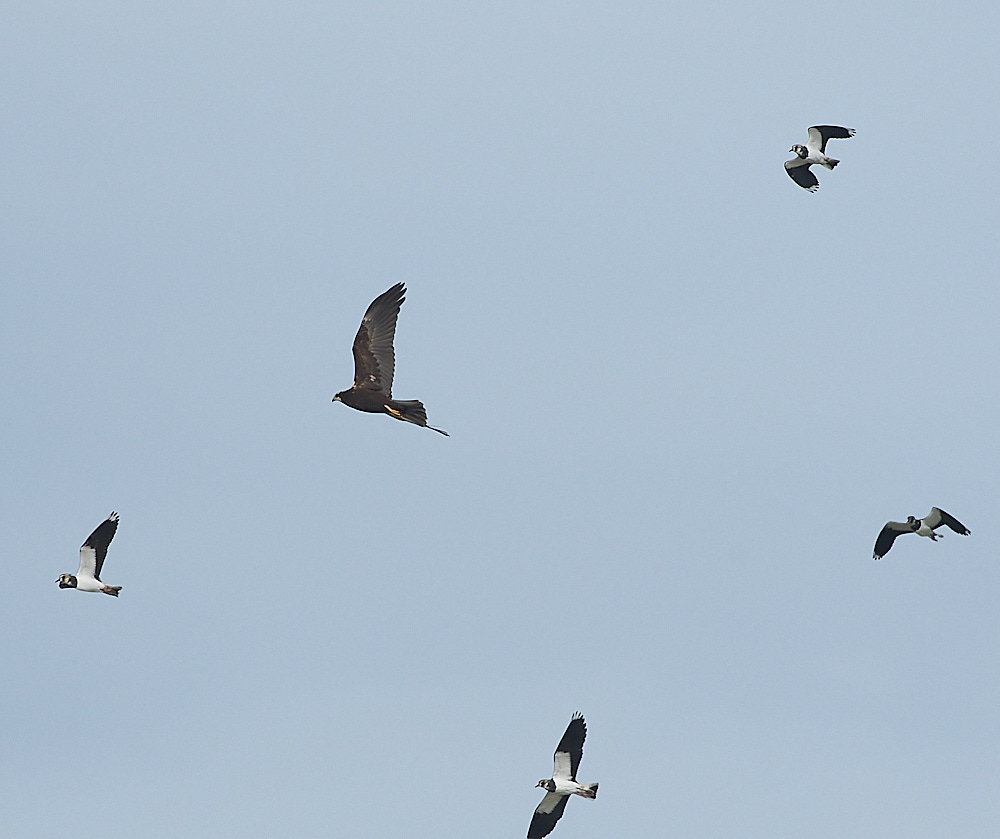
[2, 2, 999, 837]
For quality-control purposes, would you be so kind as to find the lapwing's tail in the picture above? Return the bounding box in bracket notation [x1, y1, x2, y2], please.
[102, 585, 122, 597]
[824, 157, 841, 169]
[583, 782, 598, 799]
[385, 400, 449, 436]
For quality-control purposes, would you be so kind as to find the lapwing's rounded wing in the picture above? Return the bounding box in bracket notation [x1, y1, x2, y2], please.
[873, 520, 912, 560]
[552, 713, 586, 782]
[807, 125, 855, 154]
[924, 507, 970, 535]
[528, 793, 570, 839]
[78, 512, 119, 580]
[351, 283, 404, 395]
[785, 158, 819, 192]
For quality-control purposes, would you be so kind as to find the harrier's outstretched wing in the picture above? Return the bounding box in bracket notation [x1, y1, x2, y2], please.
[352, 283, 404, 395]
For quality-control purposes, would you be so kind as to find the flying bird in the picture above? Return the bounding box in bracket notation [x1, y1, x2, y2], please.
[333, 283, 448, 435]
[785, 125, 855, 191]
[528, 713, 598, 839]
[873, 507, 971, 560]
[56, 512, 123, 596]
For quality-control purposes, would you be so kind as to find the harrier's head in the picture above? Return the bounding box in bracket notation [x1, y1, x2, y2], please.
[56, 574, 77, 589]
[333, 392, 345, 403]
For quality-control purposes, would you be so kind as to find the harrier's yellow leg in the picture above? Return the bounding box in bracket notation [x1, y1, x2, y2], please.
[384, 405, 404, 419]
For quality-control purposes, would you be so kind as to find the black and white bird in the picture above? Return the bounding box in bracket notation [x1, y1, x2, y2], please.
[785, 125, 855, 191]
[56, 512, 122, 596]
[528, 714, 598, 839]
[873, 507, 971, 560]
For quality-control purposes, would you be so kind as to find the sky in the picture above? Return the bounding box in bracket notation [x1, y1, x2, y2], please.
[2, 1, 999, 836]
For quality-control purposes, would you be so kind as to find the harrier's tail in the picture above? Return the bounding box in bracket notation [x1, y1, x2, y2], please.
[385, 400, 449, 436]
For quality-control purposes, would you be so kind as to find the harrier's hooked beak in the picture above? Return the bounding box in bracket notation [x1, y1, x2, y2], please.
[333, 395, 341, 402]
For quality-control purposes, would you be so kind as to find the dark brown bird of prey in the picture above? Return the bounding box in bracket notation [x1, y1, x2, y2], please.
[873, 507, 970, 560]
[333, 283, 448, 435]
